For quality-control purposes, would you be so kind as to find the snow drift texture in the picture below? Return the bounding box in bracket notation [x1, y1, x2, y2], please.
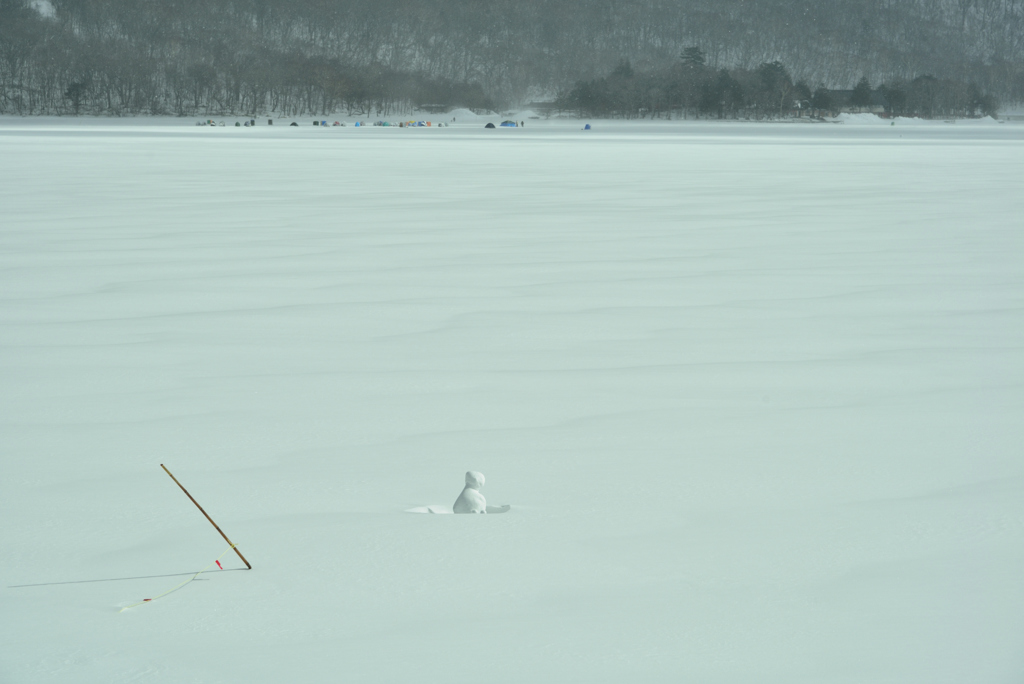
[1, 118, 1023, 684]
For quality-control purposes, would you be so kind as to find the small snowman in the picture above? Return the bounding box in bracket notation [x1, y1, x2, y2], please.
[453, 471, 487, 514]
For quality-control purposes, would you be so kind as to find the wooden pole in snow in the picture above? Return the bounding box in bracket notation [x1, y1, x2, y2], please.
[160, 464, 252, 570]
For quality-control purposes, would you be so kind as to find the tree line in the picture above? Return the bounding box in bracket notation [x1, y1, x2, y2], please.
[1, 0, 494, 116]
[1, 0, 1021, 116]
[557, 52, 1002, 119]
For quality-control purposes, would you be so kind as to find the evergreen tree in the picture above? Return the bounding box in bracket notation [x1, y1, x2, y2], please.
[850, 76, 872, 110]
[811, 87, 834, 116]
[677, 48, 710, 117]
[755, 61, 792, 118]
[681, 47, 706, 69]
[794, 81, 812, 102]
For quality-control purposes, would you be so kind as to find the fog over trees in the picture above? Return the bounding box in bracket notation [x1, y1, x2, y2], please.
[1, 0, 1022, 115]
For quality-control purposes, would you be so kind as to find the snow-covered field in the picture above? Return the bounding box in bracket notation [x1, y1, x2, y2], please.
[2, 118, 1023, 683]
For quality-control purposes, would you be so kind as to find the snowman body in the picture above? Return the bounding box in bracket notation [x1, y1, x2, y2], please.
[453, 471, 487, 514]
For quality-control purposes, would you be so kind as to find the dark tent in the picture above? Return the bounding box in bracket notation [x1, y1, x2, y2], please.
[484, 122, 496, 128]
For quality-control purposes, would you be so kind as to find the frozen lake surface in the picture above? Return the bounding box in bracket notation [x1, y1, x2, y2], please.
[2, 119, 1023, 683]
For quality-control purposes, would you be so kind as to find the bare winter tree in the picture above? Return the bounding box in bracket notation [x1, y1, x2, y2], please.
[0, 0, 1021, 115]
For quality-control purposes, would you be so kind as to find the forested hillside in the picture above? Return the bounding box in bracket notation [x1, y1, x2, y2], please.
[1, 0, 1022, 115]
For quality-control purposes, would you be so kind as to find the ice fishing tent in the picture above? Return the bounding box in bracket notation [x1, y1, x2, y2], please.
[500, 120, 517, 127]
[485, 122, 496, 128]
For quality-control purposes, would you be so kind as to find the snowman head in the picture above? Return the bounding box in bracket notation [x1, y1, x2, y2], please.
[465, 471, 485, 489]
